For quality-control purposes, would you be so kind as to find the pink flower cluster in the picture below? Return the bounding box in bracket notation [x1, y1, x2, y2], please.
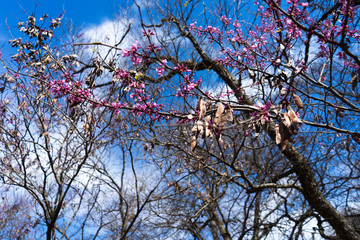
[129, 83, 149, 102]
[176, 77, 202, 97]
[250, 101, 272, 122]
[111, 101, 128, 114]
[173, 63, 192, 73]
[122, 41, 142, 65]
[68, 88, 92, 105]
[132, 102, 164, 121]
[142, 28, 155, 37]
[49, 79, 71, 97]
[156, 59, 167, 77]
[146, 43, 161, 54]
[113, 69, 132, 84]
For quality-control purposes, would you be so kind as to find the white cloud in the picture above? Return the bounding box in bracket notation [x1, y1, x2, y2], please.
[82, 18, 135, 57]
[201, 75, 274, 104]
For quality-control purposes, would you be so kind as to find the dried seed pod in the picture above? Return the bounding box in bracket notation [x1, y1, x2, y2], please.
[191, 120, 204, 138]
[283, 111, 292, 128]
[190, 135, 197, 152]
[225, 107, 234, 122]
[288, 106, 301, 123]
[287, 106, 302, 134]
[204, 115, 212, 137]
[248, 69, 256, 79]
[198, 98, 207, 119]
[278, 119, 291, 151]
[214, 103, 225, 126]
[186, 114, 194, 119]
[280, 87, 287, 96]
[293, 93, 304, 110]
[275, 124, 281, 145]
[351, 71, 358, 92]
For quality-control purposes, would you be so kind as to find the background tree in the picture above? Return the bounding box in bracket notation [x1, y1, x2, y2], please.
[0, 191, 36, 239]
[0, 13, 165, 240]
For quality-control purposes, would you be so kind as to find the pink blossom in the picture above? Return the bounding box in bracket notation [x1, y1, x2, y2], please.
[49, 79, 71, 96]
[156, 67, 164, 76]
[189, 22, 197, 30]
[146, 43, 161, 53]
[142, 28, 155, 36]
[220, 16, 231, 25]
[174, 63, 191, 73]
[122, 41, 143, 65]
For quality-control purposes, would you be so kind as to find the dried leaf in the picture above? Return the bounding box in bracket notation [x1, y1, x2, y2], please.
[260, 117, 266, 125]
[286, 59, 293, 67]
[197, 120, 204, 137]
[287, 107, 296, 120]
[191, 120, 204, 138]
[218, 134, 223, 144]
[143, 143, 149, 151]
[287, 106, 302, 132]
[83, 123, 89, 132]
[293, 93, 304, 110]
[279, 71, 288, 81]
[214, 103, 225, 126]
[351, 71, 358, 92]
[43, 123, 48, 132]
[225, 107, 234, 122]
[86, 114, 96, 129]
[10, 130, 20, 138]
[197, 98, 206, 119]
[191, 123, 198, 133]
[195, 99, 200, 111]
[257, 100, 264, 108]
[280, 87, 287, 96]
[278, 120, 290, 151]
[186, 114, 194, 119]
[272, 108, 279, 115]
[220, 113, 227, 128]
[204, 115, 212, 137]
[271, 76, 278, 88]
[248, 69, 256, 79]
[87, 114, 93, 123]
[190, 135, 197, 152]
[260, 75, 265, 84]
[17, 101, 28, 110]
[283, 112, 291, 128]
[275, 124, 281, 145]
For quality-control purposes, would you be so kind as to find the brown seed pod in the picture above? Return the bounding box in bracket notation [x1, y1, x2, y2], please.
[204, 115, 212, 137]
[293, 93, 304, 110]
[196, 98, 207, 119]
[190, 135, 197, 152]
[214, 103, 225, 126]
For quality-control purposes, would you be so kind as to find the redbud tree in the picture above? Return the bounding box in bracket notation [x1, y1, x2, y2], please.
[1, 0, 360, 239]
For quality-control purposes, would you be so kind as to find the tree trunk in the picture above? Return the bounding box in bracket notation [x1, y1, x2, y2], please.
[252, 192, 261, 240]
